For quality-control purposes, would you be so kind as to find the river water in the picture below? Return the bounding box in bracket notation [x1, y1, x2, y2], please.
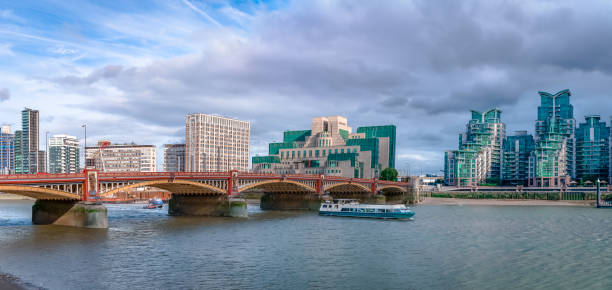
[0, 200, 611, 290]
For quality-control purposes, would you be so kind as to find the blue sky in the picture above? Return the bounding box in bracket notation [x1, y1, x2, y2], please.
[2, 0, 612, 174]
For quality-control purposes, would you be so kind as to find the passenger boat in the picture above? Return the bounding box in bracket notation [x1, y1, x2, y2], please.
[144, 198, 164, 209]
[319, 199, 415, 219]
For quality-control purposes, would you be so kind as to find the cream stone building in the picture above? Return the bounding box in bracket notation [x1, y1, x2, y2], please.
[85, 141, 156, 172]
[185, 114, 250, 172]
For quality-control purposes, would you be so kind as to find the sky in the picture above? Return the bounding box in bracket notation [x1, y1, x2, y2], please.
[1, 0, 612, 175]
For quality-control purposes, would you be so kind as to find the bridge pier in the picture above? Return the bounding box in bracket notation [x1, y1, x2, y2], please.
[260, 193, 323, 210]
[32, 200, 108, 228]
[168, 195, 247, 217]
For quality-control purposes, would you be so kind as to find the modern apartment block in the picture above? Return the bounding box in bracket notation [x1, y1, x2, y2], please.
[185, 114, 250, 172]
[37, 150, 46, 173]
[528, 90, 575, 187]
[85, 141, 156, 172]
[14, 108, 39, 174]
[444, 109, 505, 186]
[163, 144, 185, 172]
[252, 116, 396, 178]
[575, 115, 610, 181]
[534, 90, 576, 179]
[0, 125, 14, 174]
[502, 131, 535, 185]
[48, 134, 80, 173]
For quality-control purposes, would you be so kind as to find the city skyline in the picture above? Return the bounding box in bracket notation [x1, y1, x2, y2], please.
[2, 1, 612, 174]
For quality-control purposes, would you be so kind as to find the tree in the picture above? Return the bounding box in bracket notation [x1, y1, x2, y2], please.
[380, 168, 398, 181]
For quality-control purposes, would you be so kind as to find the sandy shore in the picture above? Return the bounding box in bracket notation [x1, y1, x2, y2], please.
[420, 197, 593, 207]
[0, 193, 34, 200]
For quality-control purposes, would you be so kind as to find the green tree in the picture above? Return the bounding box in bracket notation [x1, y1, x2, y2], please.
[380, 168, 398, 181]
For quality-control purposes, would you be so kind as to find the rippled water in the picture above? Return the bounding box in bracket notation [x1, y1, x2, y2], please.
[0, 200, 611, 290]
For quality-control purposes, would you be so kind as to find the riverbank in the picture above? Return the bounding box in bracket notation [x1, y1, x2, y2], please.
[0, 194, 33, 200]
[420, 197, 593, 206]
[0, 272, 32, 290]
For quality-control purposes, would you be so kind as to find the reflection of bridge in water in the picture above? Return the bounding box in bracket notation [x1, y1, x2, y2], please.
[0, 170, 415, 228]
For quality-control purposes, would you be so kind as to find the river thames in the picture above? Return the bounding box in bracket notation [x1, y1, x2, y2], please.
[0, 200, 611, 290]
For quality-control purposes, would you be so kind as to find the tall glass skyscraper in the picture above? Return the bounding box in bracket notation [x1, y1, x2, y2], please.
[528, 90, 575, 187]
[15, 108, 39, 174]
[534, 89, 576, 178]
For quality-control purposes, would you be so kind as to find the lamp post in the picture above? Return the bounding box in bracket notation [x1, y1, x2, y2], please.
[45, 131, 49, 173]
[81, 124, 86, 169]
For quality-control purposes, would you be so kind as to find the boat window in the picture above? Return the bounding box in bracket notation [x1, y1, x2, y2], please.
[366, 209, 374, 213]
[341, 208, 349, 212]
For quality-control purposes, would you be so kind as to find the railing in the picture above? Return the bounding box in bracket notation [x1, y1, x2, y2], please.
[0, 173, 85, 180]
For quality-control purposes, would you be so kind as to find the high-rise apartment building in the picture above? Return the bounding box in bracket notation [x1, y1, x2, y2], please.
[163, 144, 185, 172]
[444, 109, 505, 186]
[37, 150, 46, 173]
[85, 141, 156, 172]
[48, 134, 81, 173]
[185, 114, 250, 172]
[575, 115, 610, 181]
[14, 108, 39, 174]
[252, 116, 396, 178]
[0, 125, 14, 174]
[534, 90, 576, 179]
[528, 90, 574, 187]
[502, 131, 535, 185]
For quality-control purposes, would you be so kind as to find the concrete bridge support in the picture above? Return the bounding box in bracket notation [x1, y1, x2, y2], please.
[260, 193, 323, 210]
[32, 200, 108, 228]
[168, 195, 247, 217]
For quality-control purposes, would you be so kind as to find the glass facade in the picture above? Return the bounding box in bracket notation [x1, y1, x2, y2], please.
[575, 115, 610, 181]
[0, 126, 14, 174]
[502, 131, 535, 185]
[252, 116, 395, 178]
[444, 108, 506, 186]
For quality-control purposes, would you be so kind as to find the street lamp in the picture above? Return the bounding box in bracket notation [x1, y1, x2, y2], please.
[45, 131, 49, 173]
[81, 124, 86, 169]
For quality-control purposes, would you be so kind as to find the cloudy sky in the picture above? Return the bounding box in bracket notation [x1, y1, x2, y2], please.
[1, 0, 612, 174]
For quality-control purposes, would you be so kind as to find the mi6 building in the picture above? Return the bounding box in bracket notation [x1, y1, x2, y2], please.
[252, 116, 396, 179]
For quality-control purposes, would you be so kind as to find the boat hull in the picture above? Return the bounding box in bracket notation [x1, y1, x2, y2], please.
[319, 211, 414, 219]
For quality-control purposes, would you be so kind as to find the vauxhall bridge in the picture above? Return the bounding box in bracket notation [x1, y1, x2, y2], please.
[0, 170, 415, 228]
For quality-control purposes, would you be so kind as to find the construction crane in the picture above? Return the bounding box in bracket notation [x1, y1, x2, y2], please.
[85, 140, 111, 171]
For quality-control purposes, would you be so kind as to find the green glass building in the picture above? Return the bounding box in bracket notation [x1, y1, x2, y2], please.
[444, 108, 506, 186]
[252, 116, 396, 179]
[534, 89, 576, 178]
[575, 115, 610, 182]
[502, 131, 535, 185]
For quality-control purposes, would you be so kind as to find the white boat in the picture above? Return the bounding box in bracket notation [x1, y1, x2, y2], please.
[319, 199, 415, 219]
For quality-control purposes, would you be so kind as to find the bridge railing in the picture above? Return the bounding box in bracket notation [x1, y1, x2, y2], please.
[0, 173, 85, 180]
[98, 171, 231, 178]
